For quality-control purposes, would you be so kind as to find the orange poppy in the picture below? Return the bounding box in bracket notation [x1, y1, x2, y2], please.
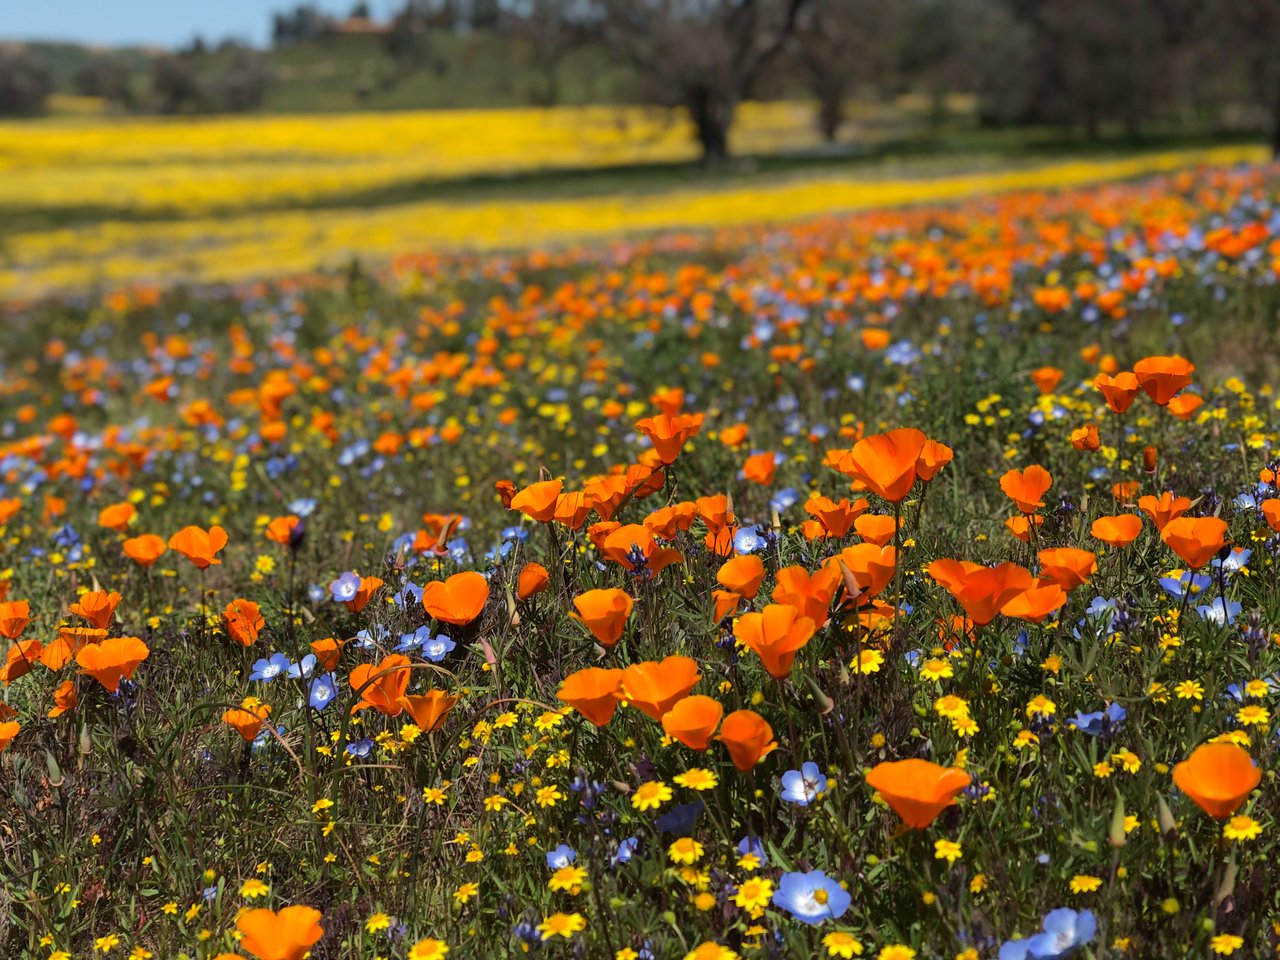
[1004, 515, 1043, 543]
[1030, 366, 1064, 395]
[223, 701, 272, 742]
[716, 554, 765, 599]
[1166, 393, 1204, 420]
[265, 515, 301, 545]
[1112, 480, 1141, 502]
[1091, 513, 1143, 547]
[1133, 355, 1195, 406]
[235, 904, 324, 960]
[510, 479, 563, 522]
[571, 588, 634, 647]
[558, 666, 625, 727]
[553, 491, 593, 529]
[310, 637, 344, 672]
[803, 495, 868, 538]
[927, 559, 1033, 626]
[516, 562, 550, 600]
[48, 679, 78, 718]
[772, 564, 841, 628]
[97, 501, 136, 532]
[716, 709, 778, 771]
[661, 695, 724, 750]
[601, 524, 683, 577]
[396, 690, 460, 732]
[733, 604, 817, 679]
[0, 599, 31, 639]
[349, 654, 412, 716]
[223, 599, 265, 647]
[1094, 371, 1141, 414]
[123, 533, 167, 567]
[833, 427, 927, 502]
[1172, 743, 1260, 820]
[1070, 424, 1101, 451]
[1263, 499, 1280, 533]
[1036, 548, 1097, 592]
[824, 543, 897, 601]
[0, 720, 17, 753]
[853, 513, 899, 546]
[1142, 445, 1158, 474]
[1161, 516, 1228, 570]
[168, 525, 228, 569]
[712, 589, 742, 622]
[495, 478, 518, 509]
[742, 451, 777, 486]
[915, 438, 954, 482]
[865, 758, 971, 829]
[644, 502, 698, 540]
[422, 571, 490, 626]
[41, 626, 104, 671]
[1000, 578, 1067, 623]
[2, 639, 42, 684]
[76, 636, 150, 692]
[1137, 492, 1191, 532]
[70, 590, 121, 630]
[620, 656, 701, 721]
[999, 465, 1053, 514]
[343, 575, 383, 614]
[634, 412, 705, 464]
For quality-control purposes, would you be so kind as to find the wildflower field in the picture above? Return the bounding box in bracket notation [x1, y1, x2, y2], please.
[2, 157, 1280, 960]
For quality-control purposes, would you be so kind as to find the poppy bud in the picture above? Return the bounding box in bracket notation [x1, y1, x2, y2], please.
[1108, 792, 1126, 848]
[1155, 794, 1177, 841]
[1142, 445, 1157, 475]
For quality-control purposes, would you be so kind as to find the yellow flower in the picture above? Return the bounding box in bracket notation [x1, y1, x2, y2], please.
[631, 780, 673, 811]
[537, 912, 587, 940]
[969, 874, 987, 893]
[876, 947, 917, 960]
[1236, 704, 1270, 727]
[548, 865, 587, 892]
[668, 837, 704, 865]
[94, 934, 120, 954]
[408, 937, 449, 960]
[483, 794, 509, 811]
[535, 785, 563, 808]
[239, 878, 269, 900]
[1111, 749, 1141, 774]
[1174, 680, 1203, 700]
[1025, 695, 1056, 718]
[1222, 815, 1262, 842]
[674, 768, 719, 790]
[365, 913, 392, 934]
[850, 649, 883, 674]
[822, 931, 864, 957]
[1069, 875, 1103, 894]
[684, 944, 740, 960]
[934, 695, 969, 719]
[730, 877, 774, 913]
[453, 882, 479, 904]
[1209, 934, 1244, 955]
[920, 658, 953, 681]
[1093, 761, 1113, 779]
[933, 839, 963, 864]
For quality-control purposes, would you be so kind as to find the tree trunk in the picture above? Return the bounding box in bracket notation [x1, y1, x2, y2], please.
[817, 82, 845, 142]
[1272, 84, 1280, 159]
[688, 85, 733, 165]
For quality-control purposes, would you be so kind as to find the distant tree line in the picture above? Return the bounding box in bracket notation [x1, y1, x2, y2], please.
[1, 0, 1277, 163]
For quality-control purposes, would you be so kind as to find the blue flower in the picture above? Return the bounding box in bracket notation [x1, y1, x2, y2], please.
[288, 497, 318, 517]
[421, 634, 456, 663]
[998, 908, 1096, 959]
[287, 654, 317, 679]
[771, 870, 851, 925]
[611, 836, 639, 866]
[1067, 702, 1126, 736]
[345, 738, 374, 758]
[546, 844, 575, 869]
[779, 762, 827, 806]
[1196, 597, 1241, 626]
[308, 673, 338, 711]
[734, 526, 766, 555]
[330, 571, 362, 603]
[395, 625, 433, 652]
[249, 652, 291, 683]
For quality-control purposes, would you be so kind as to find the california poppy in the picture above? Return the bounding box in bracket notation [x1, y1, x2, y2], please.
[0, 600, 31, 639]
[396, 690, 460, 732]
[571, 589, 634, 647]
[1137, 492, 1191, 532]
[824, 543, 897, 601]
[716, 554, 765, 599]
[236, 904, 324, 960]
[558, 666, 625, 726]
[1030, 366, 1064, 395]
[928, 559, 1033, 626]
[76, 636, 150, 692]
[48, 679, 78, 718]
[1091, 513, 1143, 547]
[999, 465, 1053, 514]
[772, 564, 841, 628]
[510, 479, 563, 522]
[742, 451, 777, 486]
[1094, 372, 1141, 414]
[1134, 355, 1195, 406]
[1000, 578, 1067, 623]
[553, 491, 593, 529]
[733, 604, 817, 679]
[422, 571, 489, 626]
[1036, 548, 1097, 592]
[0, 720, 17, 753]
[224, 700, 272, 741]
[1263, 499, 1280, 533]
[601, 524, 682, 577]
[265, 515, 301, 546]
[661, 695, 724, 750]
[804, 495, 868, 538]
[634, 412, 705, 464]
[1004, 514, 1043, 543]
[168, 525, 228, 569]
[40, 627, 103, 671]
[1166, 393, 1204, 420]
[2, 639, 42, 684]
[223, 599, 265, 647]
[516, 562, 550, 600]
[620, 656, 701, 721]
[865, 758, 971, 829]
[349, 654, 412, 716]
[1172, 742, 1260, 820]
[915, 438, 953, 482]
[97, 501, 136, 532]
[1070, 424, 1100, 451]
[853, 513, 899, 546]
[70, 590, 121, 630]
[1161, 516, 1228, 570]
[834, 427, 927, 503]
[310, 637, 344, 672]
[716, 709, 778, 771]
[123, 533, 167, 567]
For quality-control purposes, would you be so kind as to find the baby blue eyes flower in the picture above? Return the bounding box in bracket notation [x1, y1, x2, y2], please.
[780, 762, 827, 806]
[611, 836, 639, 867]
[771, 870, 851, 925]
[546, 844, 575, 869]
[1067, 702, 1126, 736]
[287, 654, 317, 680]
[422, 635, 456, 663]
[308, 673, 337, 711]
[330, 571, 362, 603]
[288, 497, 317, 518]
[734, 526, 766, 555]
[249, 652, 291, 683]
[998, 908, 1096, 959]
[345, 738, 373, 758]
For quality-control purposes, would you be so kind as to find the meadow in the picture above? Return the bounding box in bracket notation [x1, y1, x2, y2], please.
[1, 145, 1280, 960]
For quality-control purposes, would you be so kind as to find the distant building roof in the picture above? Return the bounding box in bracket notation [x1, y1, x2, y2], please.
[335, 17, 391, 35]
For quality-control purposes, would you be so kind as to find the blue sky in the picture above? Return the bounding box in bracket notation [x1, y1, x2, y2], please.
[1, 0, 401, 48]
